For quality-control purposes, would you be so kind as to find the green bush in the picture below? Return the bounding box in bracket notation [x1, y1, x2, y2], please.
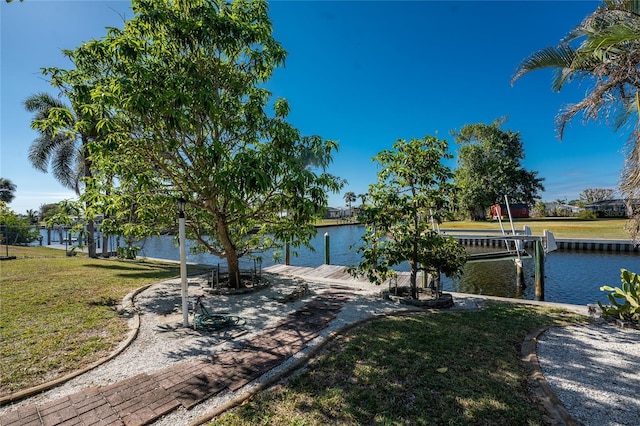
[117, 245, 139, 260]
[0, 207, 40, 245]
[578, 210, 598, 219]
[598, 269, 640, 325]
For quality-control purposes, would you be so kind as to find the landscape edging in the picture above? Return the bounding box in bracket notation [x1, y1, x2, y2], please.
[521, 325, 581, 426]
[0, 282, 155, 406]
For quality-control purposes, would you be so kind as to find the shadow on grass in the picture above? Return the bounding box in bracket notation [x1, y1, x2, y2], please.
[215, 303, 585, 425]
[85, 262, 179, 280]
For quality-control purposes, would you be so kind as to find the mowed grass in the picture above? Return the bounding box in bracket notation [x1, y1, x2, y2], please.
[0, 246, 183, 396]
[212, 303, 585, 426]
[317, 217, 632, 239]
[442, 218, 631, 239]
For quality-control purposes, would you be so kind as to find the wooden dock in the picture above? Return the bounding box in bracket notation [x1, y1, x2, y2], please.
[263, 264, 414, 287]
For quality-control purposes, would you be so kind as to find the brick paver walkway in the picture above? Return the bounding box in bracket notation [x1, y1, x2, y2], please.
[0, 287, 353, 426]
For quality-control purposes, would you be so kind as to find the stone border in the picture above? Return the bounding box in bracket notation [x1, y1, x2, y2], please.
[383, 292, 455, 308]
[202, 274, 271, 295]
[521, 326, 579, 426]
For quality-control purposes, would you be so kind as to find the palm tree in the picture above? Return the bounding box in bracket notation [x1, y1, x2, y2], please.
[0, 178, 16, 203]
[26, 209, 39, 225]
[24, 92, 97, 257]
[512, 0, 640, 201]
[343, 191, 356, 217]
[357, 193, 367, 207]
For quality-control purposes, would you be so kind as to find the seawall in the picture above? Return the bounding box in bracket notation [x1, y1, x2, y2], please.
[442, 230, 638, 253]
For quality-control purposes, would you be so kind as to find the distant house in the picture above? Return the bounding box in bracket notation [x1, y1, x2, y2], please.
[324, 207, 343, 219]
[545, 203, 581, 216]
[584, 199, 639, 218]
[491, 203, 530, 219]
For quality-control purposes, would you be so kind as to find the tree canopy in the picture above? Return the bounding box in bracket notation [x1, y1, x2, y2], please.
[452, 119, 545, 220]
[49, 0, 343, 286]
[353, 136, 467, 299]
[579, 188, 616, 205]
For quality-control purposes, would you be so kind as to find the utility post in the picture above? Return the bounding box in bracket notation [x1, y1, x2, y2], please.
[177, 197, 189, 327]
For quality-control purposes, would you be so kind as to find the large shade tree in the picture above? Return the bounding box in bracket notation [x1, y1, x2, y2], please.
[511, 0, 640, 203]
[579, 188, 616, 204]
[353, 136, 468, 299]
[452, 119, 545, 220]
[58, 0, 343, 287]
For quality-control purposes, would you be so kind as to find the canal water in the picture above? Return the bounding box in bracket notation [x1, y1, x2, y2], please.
[42, 225, 639, 306]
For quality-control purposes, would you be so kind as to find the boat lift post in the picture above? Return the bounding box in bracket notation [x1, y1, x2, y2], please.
[497, 231, 556, 301]
[534, 238, 545, 301]
[453, 230, 557, 301]
[492, 197, 526, 289]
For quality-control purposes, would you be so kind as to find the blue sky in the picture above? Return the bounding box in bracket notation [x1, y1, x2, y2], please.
[1, 0, 628, 215]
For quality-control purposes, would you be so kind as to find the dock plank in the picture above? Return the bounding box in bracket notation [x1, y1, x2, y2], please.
[264, 264, 416, 288]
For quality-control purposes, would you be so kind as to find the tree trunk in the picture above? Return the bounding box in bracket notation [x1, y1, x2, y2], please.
[82, 139, 97, 258]
[470, 207, 487, 221]
[226, 250, 241, 289]
[101, 233, 109, 257]
[410, 262, 418, 299]
[87, 219, 96, 258]
[216, 217, 241, 288]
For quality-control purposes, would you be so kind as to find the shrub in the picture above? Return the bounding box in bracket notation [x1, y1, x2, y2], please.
[578, 210, 598, 219]
[0, 205, 40, 245]
[598, 269, 640, 325]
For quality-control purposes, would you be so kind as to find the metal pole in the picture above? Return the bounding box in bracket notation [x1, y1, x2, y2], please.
[324, 232, 330, 265]
[179, 210, 189, 327]
[534, 239, 545, 301]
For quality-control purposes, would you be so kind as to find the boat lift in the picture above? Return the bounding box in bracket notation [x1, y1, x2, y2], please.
[444, 196, 558, 300]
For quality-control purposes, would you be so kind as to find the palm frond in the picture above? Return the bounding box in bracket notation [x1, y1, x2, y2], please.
[583, 25, 640, 58]
[23, 92, 66, 113]
[602, 0, 640, 17]
[511, 45, 577, 89]
[51, 139, 80, 190]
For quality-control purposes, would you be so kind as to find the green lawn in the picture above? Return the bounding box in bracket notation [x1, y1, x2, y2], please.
[317, 217, 633, 239]
[211, 303, 585, 425]
[0, 246, 186, 395]
[441, 218, 631, 239]
[0, 244, 594, 424]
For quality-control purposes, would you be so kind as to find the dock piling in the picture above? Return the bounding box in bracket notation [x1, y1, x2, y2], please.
[534, 240, 545, 301]
[515, 258, 525, 289]
[324, 232, 330, 265]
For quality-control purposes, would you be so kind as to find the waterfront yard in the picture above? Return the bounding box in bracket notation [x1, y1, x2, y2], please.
[1, 247, 586, 424]
[0, 220, 617, 421]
